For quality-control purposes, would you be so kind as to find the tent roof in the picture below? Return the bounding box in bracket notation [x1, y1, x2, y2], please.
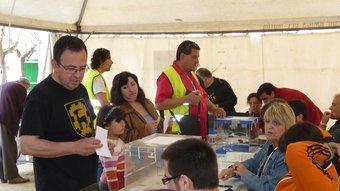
[1, 0, 340, 34]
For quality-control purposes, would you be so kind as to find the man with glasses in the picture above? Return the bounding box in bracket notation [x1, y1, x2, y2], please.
[155, 40, 225, 139]
[19, 36, 102, 190]
[161, 138, 219, 191]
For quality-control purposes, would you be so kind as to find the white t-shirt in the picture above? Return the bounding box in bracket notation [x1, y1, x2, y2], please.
[92, 75, 107, 95]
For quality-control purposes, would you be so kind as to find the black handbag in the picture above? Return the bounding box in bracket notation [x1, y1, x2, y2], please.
[169, 110, 200, 136]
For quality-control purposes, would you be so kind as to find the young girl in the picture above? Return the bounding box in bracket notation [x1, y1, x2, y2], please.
[97, 105, 126, 191]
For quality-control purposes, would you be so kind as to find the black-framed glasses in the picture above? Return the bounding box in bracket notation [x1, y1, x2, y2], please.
[58, 63, 88, 74]
[161, 174, 179, 185]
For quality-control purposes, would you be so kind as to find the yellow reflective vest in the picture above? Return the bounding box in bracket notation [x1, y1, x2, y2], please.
[163, 66, 190, 133]
[82, 69, 109, 112]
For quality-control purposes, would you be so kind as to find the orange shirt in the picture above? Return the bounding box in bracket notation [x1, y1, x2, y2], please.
[275, 141, 338, 191]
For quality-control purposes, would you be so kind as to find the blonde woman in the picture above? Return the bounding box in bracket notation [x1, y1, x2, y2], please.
[219, 101, 295, 191]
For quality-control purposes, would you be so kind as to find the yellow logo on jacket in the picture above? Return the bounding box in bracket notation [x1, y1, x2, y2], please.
[64, 99, 93, 137]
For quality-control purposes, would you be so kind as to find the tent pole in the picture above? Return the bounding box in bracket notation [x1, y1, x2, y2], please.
[76, 0, 88, 34]
[7, 0, 17, 49]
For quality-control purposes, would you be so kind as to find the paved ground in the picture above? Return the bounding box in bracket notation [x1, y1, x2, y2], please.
[0, 162, 34, 191]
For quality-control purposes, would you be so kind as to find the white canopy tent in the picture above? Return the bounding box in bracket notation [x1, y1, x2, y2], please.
[85, 32, 340, 114]
[1, 0, 340, 33]
[0, 0, 339, 115]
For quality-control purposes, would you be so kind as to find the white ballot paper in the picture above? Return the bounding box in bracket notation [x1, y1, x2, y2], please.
[144, 136, 183, 145]
[163, 116, 171, 133]
[224, 152, 254, 163]
[95, 126, 112, 158]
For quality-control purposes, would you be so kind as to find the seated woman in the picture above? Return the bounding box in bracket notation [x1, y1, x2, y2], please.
[219, 101, 295, 191]
[246, 92, 262, 117]
[111, 71, 164, 143]
[275, 122, 339, 191]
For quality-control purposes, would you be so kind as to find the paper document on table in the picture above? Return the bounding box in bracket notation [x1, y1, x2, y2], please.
[224, 152, 254, 162]
[95, 126, 112, 158]
[144, 136, 184, 145]
[128, 185, 149, 191]
[258, 134, 267, 140]
[219, 177, 244, 190]
[229, 116, 253, 120]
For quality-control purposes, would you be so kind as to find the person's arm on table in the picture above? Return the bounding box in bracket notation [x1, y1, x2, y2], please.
[206, 98, 226, 118]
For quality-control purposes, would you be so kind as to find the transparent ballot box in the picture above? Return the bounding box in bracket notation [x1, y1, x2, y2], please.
[123, 133, 199, 190]
[209, 116, 260, 149]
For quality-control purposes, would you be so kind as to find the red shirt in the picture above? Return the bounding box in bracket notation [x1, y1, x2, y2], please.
[275, 88, 322, 125]
[156, 61, 208, 138]
[0, 82, 27, 135]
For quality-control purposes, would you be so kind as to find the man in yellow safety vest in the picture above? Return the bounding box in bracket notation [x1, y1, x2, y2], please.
[155, 40, 226, 139]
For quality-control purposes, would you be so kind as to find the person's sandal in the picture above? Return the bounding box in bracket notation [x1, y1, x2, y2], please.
[8, 176, 29, 184]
